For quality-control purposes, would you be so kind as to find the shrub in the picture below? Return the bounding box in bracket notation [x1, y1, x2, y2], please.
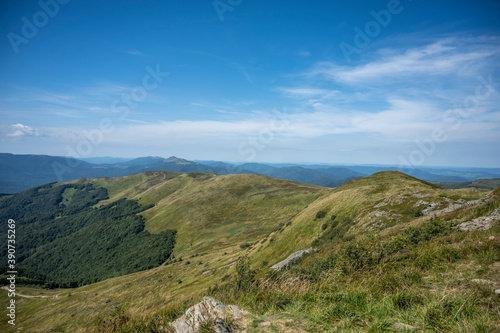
[403, 208, 423, 217]
[235, 256, 253, 291]
[239, 243, 251, 249]
[405, 218, 451, 245]
[340, 241, 372, 273]
[315, 210, 327, 219]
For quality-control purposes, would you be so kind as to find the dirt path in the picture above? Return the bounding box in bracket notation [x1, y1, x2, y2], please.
[1, 286, 59, 299]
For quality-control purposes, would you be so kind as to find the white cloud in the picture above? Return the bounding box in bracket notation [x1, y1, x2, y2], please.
[276, 87, 341, 100]
[297, 50, 311, 57]
[307, 37, 500, 84]
[7, 124, 41, 137]
[123, 49, 144, 56]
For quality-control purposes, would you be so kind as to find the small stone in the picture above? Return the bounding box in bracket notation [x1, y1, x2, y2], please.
[495, 289, 500, 295]
[391, 322, 418, 331]
[227, 304, 247, 319]
[489, 236, 496, 241]
[471, 279, 496, 285]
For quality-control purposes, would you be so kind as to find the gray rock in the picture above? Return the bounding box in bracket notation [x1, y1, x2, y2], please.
[412, 193, 432, 198]
[423, 194, 491, 217]
[214, 318, 232, 333]
[270, 248, 313, 270]
[373, 210, 388, 218]
[422, 202, 441, 215]
[465, 194, 490, 206]
[413, 200, 429, 207]
[226, 304, 245, 319]
[374, 201, 388, 208]
[471, 279, 496, 285]
[495, 289, 500, 295]
[170, 297, 246, 333]
[457, 208, 500, 231]
[391, 322, 419, 331]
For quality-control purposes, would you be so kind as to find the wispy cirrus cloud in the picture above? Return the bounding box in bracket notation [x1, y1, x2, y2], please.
[305, 37, 500, 84]
[39, 97, 497, 147]
[276, 87, 340, 99]
[123, 49, 145, 56]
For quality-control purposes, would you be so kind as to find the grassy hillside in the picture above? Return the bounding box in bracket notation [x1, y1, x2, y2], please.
[246, 171, 484, 267]
[1, 171, 499, 332]
[88, 171, 328, 259]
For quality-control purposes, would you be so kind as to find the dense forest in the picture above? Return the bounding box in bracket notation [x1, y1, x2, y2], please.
[0, 183, 176, 287]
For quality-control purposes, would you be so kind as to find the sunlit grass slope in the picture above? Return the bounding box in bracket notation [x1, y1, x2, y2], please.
[248, 171, 488, 268]
[88, 171, 328, 258]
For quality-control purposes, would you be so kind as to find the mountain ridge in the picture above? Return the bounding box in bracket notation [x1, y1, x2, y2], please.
[3, 153, 500, 194]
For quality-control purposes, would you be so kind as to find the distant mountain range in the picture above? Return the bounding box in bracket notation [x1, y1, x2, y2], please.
[1, 153, 500, 193]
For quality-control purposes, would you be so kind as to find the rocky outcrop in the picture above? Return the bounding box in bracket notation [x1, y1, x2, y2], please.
[457, 208, 500, 231]
[423, 195, 491, 216]
[169, 297, 247, 333]
[373, 194, 410, 208]
[271, 248, 313, 270]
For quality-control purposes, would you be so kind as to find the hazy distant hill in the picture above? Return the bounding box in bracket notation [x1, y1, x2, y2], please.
[434, 178, 500, 190]
[0, 154, 359, 193]
[0, 153, 121, 193]
[0, 154, 222, 193]
[2, 153, 499, 193]
[80, 157, 133, 164]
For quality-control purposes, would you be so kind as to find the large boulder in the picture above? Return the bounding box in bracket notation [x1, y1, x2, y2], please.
[170, 297, 247, 333]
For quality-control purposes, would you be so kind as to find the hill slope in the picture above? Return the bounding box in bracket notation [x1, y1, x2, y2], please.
[0, 171, 326, 287]
[1, 171, 499, 332]
[88, 171, 327, 258]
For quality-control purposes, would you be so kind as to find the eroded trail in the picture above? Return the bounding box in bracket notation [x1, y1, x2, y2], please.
[1, 286, 59, 299]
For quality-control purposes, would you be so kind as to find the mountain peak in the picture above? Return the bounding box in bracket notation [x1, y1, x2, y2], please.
[164, 156, 193, 164]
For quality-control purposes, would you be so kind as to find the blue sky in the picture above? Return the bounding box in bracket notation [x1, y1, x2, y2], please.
[0, 0, 499, 167]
